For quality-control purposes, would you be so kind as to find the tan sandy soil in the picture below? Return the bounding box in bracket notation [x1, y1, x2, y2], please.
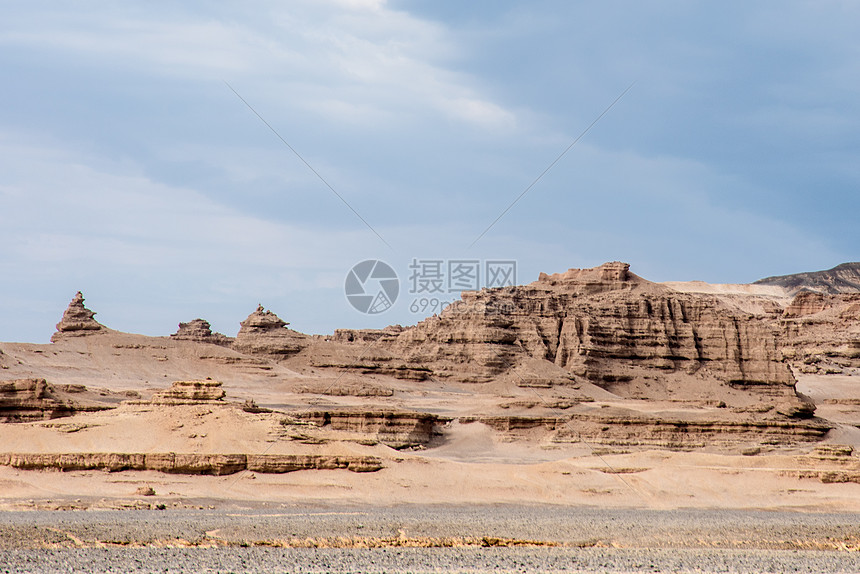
[2, 304, 859, 513]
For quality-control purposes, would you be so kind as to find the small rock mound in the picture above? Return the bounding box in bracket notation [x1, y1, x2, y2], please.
[232, 305, 309, 357]
[170, 319, 232, 346]
[51, 291, 104, 341]
[149, 380, 226, 404]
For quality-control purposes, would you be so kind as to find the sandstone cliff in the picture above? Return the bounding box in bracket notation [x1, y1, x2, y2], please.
[367, 262, 801, 412]
[779, 292, 860, 376]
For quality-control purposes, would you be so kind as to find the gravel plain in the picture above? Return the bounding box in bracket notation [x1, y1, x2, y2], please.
[1, 505, 859, 573]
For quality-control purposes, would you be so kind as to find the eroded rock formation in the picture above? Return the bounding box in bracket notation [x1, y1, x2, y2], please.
[0, 378, 112, 422]
[780, 293, 860, 375]
[51, 292, 104, 341]
[0, 378, 74, 422]
[370, 263, 800, 410]
[170, 319, 232, 346]
[0, 452, 382, 474]
[296, 410, 445, 449]
[149, 380, 226, 404]
[232, 305, 309, 357]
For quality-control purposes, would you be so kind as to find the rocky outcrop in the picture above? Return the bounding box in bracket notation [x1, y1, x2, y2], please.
[51, 292, 104, 341]
[148, 380, 226, 404]
[779, 293, 860, 375]
[170, 319, 232, 346]
[369, 263, 797, 408]
[460, 410, 829, 450]
[232, 305, 309, 357]
[296, 410, 446, 449]
[0, 378, 74, 422]
[1, 379, 119, 422]
[755, 262, 860, 295]
[0, 452, 382, 475]
[783, 292, 834, 318]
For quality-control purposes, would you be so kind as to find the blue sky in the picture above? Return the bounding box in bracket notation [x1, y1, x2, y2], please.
[1, 1, 857, 342]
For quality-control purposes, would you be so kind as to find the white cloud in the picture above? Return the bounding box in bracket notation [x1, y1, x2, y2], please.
[0, 1, 517, 135]
[0, 132, 381, 286]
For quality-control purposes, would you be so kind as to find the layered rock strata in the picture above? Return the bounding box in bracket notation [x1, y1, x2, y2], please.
[148, 380, 226, 404]
[297, 410, 445, 449]
[170, 319, 232, 346]
[51, 292, 104, 341]
[371, 263, 801, 411]
[460, 411, 830, 450]
[0, 452, 382, 474]
[0, 378, 75, 422]
[232, 305, 309, 357]
[779, 292, 860, 375]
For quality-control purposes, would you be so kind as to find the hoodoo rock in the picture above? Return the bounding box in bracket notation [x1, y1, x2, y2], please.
[170, 319, 232, 346]
[232, 305, 309, 357]
[51, 291, 104, 341]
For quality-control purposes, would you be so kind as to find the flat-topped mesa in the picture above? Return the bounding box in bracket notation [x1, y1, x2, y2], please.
[232, 305, 309, 357]
[170, 319, 232, 347]
[51, 291, 105, 342]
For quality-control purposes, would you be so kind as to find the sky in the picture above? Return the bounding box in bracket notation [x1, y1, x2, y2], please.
[1, 1, 858, 343]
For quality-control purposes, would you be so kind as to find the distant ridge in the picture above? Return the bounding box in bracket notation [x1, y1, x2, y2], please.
[754, 262, 860, 295]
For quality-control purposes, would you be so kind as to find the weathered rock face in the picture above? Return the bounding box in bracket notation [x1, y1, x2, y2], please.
[297, 410, 445, 449]
[149, 380, 226, 404]
[0, 378, 114, 422]
[0, 378, 74, 422]
[51, 292, 104, 341]
[232, 305, 309, 357]
[783, 292, 834, 318]
[461, 411, 829, 449]
[381, 263, 796, 403]
[780, 293, 860, 375]
[170, 319, 233, 346]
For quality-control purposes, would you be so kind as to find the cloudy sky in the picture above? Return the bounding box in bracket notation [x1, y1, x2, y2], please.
[1, 1, 858, 342]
